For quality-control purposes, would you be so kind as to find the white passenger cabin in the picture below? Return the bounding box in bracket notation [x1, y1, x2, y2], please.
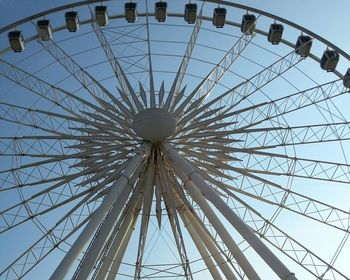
[185, 3, 197, 24]
[268, 23, 283, 45]
[125, 2, 137, 23]
[8, 31, 24, 52]
[65, 11, 79, 32]
[241, 14, 256, 35]
[295, 35, 312, 57]
[95, 6, 108, 26]
[213, 7, 226, 28]
[155, 2, 167, 22]
[320, 50, 339, 72]
[37, 20, 52, 41]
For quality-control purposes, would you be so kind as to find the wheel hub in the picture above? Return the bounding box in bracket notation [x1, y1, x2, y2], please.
[132, 108, 177, 142]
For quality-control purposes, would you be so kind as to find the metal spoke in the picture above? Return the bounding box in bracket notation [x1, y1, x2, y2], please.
[236, 149, 350, 184]
[229, 193, 349, 280]
[213, 171, 350, 233]
[90, 10, 143, 112]
[234, 79, 347, 129]
[0, 58, 85, 115]
[37, 38, 122, 112]
[144, 0, 156, 108]
[0, 160, 125, 234]
[0, 190, 97, 279]
[176, 48, 303, 129]
[238, 121, 350, 149]
[173, 19, 258, 119]
[164, 4, 204, 111]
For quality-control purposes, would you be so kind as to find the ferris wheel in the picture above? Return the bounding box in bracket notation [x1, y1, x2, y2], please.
[1, 0, 350, 279]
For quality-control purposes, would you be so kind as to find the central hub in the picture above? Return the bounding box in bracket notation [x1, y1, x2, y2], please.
[132, 108, 177, 142]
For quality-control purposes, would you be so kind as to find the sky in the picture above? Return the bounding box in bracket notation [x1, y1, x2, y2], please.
[1, 1, 350, 280]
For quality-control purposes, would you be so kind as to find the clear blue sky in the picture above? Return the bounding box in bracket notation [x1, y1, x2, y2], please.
[1, 1, 350, 280]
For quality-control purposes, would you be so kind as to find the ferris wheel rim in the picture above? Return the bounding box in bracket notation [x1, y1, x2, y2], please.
[1, 0, 349, 63]
[1, 1, 350, 279]
[0, 13, 345, 80]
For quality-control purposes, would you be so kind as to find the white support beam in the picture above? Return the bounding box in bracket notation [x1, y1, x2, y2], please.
[174, 168, 259, 280]
[74, 173, 137, 279]
[105, 208, 140, 280]
[93, 182, 144, 280]
[181, 214, 223, 280]
[158, 159, 193, 279]
[163, 143, 298, 280]
[106, 216, 138, 280]
[50, 143, 150, 280]
[134, 161, 155, 279]
[170, 178, 241, 280]
[172, 194, 226, 280]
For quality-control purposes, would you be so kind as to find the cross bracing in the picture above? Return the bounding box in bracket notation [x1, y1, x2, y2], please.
[1, 1, 350, 280]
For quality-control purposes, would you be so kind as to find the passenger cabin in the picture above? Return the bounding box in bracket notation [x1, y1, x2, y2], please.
[213, 7, 226, 28]
[184, 3, 197, 24]
[320, 50, 339, 72]
[268, 23, 283, 45]
[155, 2, 167, 22]
[65, 11, 79, 32]
[37, 20, 52, 41]
[8, 31, 24, 52]
[95, 6, 108, 26]
[125, 2, 137, 23]
[343, 69, 350, 88]
[295, 35, 312, 57]
[241, 14, 256, 35]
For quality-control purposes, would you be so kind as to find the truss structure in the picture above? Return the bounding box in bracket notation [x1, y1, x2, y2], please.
[0, 1, 350, 280]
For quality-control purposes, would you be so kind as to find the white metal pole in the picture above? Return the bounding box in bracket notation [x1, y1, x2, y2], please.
[170, 179, 239, 280]
[106, 202, 141, 280]
[96, 214, 133, 280]
[106, 225, 134, 280]
[177, 169, 259, 280]
[134, 162, 155, 280]
[163, 143, 298, 280]
[182, 210, 238, 280]
[179, 209, 223, 280]
[50, 143, 150, 280]
[75, 177, 137, 280]
[158, 161, 193, 279]
[94, 179, 145, 280]
[96, 197, 142, 280]
[183, 219, 223, 280]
